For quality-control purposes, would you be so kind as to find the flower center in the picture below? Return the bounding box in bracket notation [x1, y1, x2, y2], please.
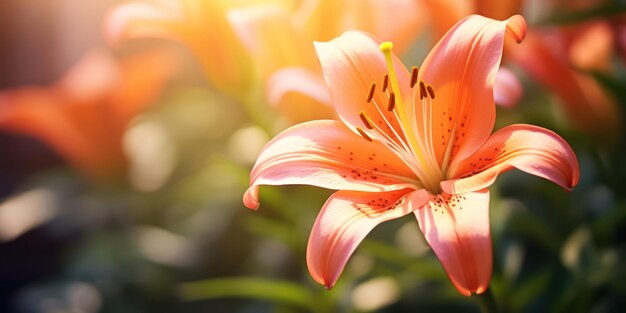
[352, 42, 444, 194]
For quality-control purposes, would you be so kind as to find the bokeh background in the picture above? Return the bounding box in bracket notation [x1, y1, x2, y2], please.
[1, 0, 626, 312]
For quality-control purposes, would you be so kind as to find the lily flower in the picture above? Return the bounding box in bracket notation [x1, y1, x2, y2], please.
[229, 0, 425, 123]
[243, 15, 580, 295]
[104, 0, 259, 98]
[0, 49, 176, 182]
[510, 26, 622, 140]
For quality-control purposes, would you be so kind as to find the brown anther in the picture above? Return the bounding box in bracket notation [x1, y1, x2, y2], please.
[382, 74, 389, 92]
[356, 127, 373, 142]
[419, 81, 427, 100]
[366, 82, 376, 103]
[359, 111, 374, 129]
[387, 92, 395, 111]
[410, 66, 419, 88]
[427, 84, 435, 99]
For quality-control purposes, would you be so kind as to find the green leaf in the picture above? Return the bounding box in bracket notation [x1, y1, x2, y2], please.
[178, 277, 328, 312]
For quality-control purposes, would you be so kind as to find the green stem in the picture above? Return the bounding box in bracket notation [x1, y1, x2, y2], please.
[476, 288, 498, 313]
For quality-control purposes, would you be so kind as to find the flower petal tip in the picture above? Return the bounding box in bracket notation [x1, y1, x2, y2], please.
[243, 186, 260, 210]
[506, 15, 527, 44]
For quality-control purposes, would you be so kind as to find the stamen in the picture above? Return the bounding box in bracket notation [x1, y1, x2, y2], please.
[427, 84, 435, 99]
[379, 41, 442, 191]
[419, 81, 427, 100]
[359, 111, 374, 129]
[382, 74, 389, 92]
[387, 93, 396, 111]
[366, 82, 376, 103]
[410, 66, 419, 88]
[356, 127, 373, 141]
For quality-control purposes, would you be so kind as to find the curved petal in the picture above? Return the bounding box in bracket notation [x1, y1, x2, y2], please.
[266, 68, 336, 123]
[243, 120, 417, 209]
[229, 5, 318, 80]
[57, 49, 120, 103]
[442, 124, 579, 194]
[493, 67, 522, 108]
[510, 30, 621, 139]
[103, 1, 187, 46]
[0, 90, 96, 172]
[415, 190, 492, 296]
[314, 31, 410, 141]
[308, 188, 429, 288]
[109, 48, 178, 124]
[104, 0, 253, 96]
[418, 15, 527, 169]
[568, 21, 613, 73]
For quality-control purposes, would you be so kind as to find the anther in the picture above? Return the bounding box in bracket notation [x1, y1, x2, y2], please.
[387, 92, 396, 111]
[427, 84, 435, 99]
[382, 74, 389, 92]
[359, 111, 374, 129]
[410, 66, 419, 88]
[356, 127, 373, 141]
[419, 81, 427, 100]
[366, 82, 376, 103]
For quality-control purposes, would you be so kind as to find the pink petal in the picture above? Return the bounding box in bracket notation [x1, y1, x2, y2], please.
[267, 68, 330, 107]
[266, 68, 335, 123]
[493, 67, 523, 108]
[314, 31, 410, 142]
[415, 190, 492, 296]
[442, 124, 580, 194]
[308, 188, 429, 288]
[419, 15, 527, 168]
[243, 120, 417, 209]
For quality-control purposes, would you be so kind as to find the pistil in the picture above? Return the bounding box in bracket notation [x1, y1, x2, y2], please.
[379, 42, 442, 193]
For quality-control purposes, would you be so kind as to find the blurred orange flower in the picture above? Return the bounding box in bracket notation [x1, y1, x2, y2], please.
[0, 49, 176, 182]
[244, 15, 580, 295]
[510, 23, 622, 140]
[230, 0, 425, 123]
[104, 0, 264, 98]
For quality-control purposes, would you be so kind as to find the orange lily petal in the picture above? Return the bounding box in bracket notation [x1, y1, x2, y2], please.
[442, 124, 579, 194]
[0, 49, 175, 182]
[297, 0, 426, 49]
[307, 188, 429, 288]
[0, 89, 101, 176]
[418, 15, 526, 168]
[314, 31, 409, 141]
[510, 30, 621, 138]
[229, 5, 318, 80]
[415, 189, 491, 296]
[266, 68, 336, 123]
[243, 120, 417, 210]
[109, 47, 178, 124]
[104, 1, 187, 46]
[104, 0, 253, 96]
[568, 21, 614, 73]
[229, 5, 335, 123]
